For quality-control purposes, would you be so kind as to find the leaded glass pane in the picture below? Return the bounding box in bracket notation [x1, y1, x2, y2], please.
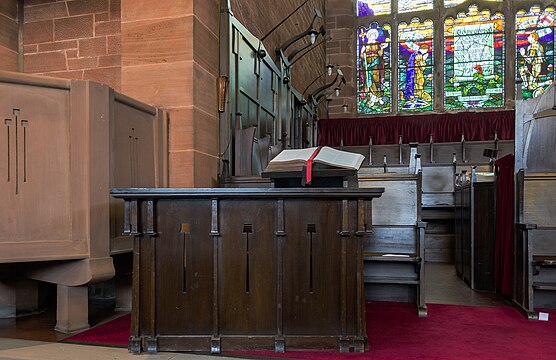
[399, 0, 433, 13]
[444, 5, 505, 109]
[445, 0, 502, 8]
[358, 23, 392, 113]
[445, 0, 465, 7]
[516, 6, 554, 99]
[357, 0, 391, 16]
[399, 19, 434, 112]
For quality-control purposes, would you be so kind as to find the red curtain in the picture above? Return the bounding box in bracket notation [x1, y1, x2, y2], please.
[494, 154, 514, 297]
[317, 111, 515, 146]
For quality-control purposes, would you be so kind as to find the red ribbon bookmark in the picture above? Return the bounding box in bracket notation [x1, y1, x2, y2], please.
[305, 147, 320, 185]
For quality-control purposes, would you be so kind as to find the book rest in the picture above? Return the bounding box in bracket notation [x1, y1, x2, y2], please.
[262, 167, 358, 188]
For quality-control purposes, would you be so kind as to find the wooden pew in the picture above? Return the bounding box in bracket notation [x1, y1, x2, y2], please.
[514, 171, 556, 319]
[358, 173, 427, 316]
[0, 71, 167, 331]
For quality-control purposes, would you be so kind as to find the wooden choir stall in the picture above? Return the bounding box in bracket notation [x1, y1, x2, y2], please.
[514, 83, 556, 318]
[0, 71, 167, 331]
[111, 187, 384, 354]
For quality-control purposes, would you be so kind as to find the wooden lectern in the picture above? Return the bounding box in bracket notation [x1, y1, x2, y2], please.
[112, 187, 383, 354]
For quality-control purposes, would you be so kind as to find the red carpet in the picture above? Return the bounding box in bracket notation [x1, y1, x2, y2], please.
[64, 302, 556, 359]
[63, 313, 130, 347]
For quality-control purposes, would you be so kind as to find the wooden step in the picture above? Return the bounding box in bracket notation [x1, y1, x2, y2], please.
[364, 276, 419, 285]
[364, 253, 420, 262]
[421, 208, 455, 220]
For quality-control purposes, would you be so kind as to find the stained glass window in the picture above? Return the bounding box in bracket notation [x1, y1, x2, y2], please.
[445, 0, 502, 8]
[398, 19, 434, 112]
[399, 0, 433, 13]
[357, 0, 391, 17]
[516, 6, 554, 99]
[445, 0, 465, 7]
[357, 23, 392, 114]
[444, 5, 505, 109]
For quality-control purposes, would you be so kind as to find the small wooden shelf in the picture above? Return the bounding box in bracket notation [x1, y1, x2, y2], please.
[533, 282, 556, 291]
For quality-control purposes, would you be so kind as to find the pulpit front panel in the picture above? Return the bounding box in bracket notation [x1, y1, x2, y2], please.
[283, 199, 342, 335]
[219, 199, 277, 335]
[153, 199, 213, 335]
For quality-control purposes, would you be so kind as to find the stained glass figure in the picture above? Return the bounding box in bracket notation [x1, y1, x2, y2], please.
[357, 23, 392, 114]
[444, 5, 505, 109]
[398, 18, 434, 111]
[357, 0, 391, 17]
[399, 0, 433, 13]
[516, 6, 554, 99]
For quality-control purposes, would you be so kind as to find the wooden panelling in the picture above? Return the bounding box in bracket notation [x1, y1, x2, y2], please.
[114, 188, 382, 353]
[0, 83, 72, 247]
[523, 177, 556, 228]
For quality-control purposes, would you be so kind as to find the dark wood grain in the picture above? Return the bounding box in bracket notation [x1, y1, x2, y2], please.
[113, 188, 383, 353]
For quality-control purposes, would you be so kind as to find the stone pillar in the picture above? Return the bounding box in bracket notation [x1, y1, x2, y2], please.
[121, 0, 220, 187]
[55, 285, 89, 333]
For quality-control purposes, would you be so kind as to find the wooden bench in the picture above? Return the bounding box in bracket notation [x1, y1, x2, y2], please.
[358, 173, 427, 316]
[514, 171, 556, 319]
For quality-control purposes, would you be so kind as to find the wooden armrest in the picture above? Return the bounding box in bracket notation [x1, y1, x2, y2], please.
[516, 223, 537, 230]
[533, 282, 556, 291]
[533, 255, 556, 266]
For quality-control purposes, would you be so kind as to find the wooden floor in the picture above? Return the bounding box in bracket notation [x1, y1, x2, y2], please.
[0, 262, 510, 359]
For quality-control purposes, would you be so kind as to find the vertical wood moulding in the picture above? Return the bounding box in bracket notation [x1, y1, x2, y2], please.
[339, 199, 349, 351]
[274, 198, 285, 352]
[210, 198, 221, 353]
[356, 198, 365, 348]
[130, 233, 141, 353]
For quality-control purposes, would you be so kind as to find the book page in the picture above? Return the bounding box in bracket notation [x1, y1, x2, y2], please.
[314, 146, 365, 170]
[270, 147, 318, 164]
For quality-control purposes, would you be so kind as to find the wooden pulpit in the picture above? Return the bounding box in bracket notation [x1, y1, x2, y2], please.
[111, 187, 383, 354]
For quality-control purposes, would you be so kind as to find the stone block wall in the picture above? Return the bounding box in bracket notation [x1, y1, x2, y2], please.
[0, 1, 19, 72]
[325, 0, 355, 118]
[16, 0, 330, 187]
[23, 0, 121, 90]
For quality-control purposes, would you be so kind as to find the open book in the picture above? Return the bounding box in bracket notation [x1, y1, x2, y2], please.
[263, 146, 365, 173]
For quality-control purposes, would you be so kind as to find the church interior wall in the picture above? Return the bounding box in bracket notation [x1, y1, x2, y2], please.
[0, 0, 19, 72]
